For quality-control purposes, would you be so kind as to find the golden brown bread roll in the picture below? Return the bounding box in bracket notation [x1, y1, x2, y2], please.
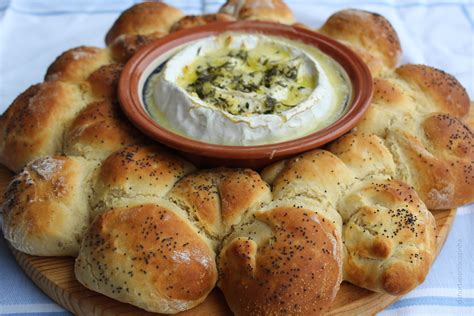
[339, 180, 436, 295]
[355, 64, 473, 209]
[0, 48, 131, 172]
[319, 9, 401, 76]
[84, 63, 123, 99]
[170, 13, 236, 32]
[384, 118, 473, 209]
[262, 150, 356, 205]
[0, 81, 87, 172]
[74, 165, 274, 313]
[91, 145, 196, 216]
[45, 46, 113, 83]
[2, 156, 97, 256]
[167, 168, 272, 239]
[108, 32, 167, 63]
[395, 64, 470, 118]
[219, 0, 295, 24]
[105, 2, 184, 62]
[63, 100, 144, 162]
[75, 203, 218, 314]
[105, 2, 183, 46]
[219, 197, 343, 315]
[328, 132, 396, 181]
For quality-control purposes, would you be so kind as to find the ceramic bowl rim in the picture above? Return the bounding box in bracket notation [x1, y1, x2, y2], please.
[118, 20, 373, 160]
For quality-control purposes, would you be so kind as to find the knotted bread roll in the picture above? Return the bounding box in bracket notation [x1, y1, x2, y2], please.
[0, 82, 87, 171]
[2, 156, 96, 256]
[63, 99, 145, 161]
[319, 9, 402, 76]
[339, 180, 436, 295]
[354, 65, 472, 209]
[219, 197, 343, 315]
[45, 46, 114, 83]
[0, 1, 472, 315]
[75, 203, 218, 313]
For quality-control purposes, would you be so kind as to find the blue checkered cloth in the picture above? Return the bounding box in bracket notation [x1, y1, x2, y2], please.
[0, 1, 472, 315]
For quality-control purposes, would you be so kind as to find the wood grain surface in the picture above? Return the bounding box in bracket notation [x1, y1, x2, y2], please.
[0, 164, 456, 315]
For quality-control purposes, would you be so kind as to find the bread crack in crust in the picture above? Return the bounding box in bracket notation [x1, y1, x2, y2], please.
[0, 1, 472, 315]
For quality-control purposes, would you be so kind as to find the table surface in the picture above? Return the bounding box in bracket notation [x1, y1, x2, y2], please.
[0, 1, 473, 315]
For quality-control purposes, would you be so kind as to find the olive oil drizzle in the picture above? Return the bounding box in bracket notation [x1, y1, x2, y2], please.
[180, 43, 318, 116]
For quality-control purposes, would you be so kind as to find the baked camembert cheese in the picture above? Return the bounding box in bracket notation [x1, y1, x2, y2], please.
[144, 32, 351, 145]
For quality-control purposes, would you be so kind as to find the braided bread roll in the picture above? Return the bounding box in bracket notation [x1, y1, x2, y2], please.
[0, 1, 472, 315]
[2, 156, 96, 256]
[319, 10, 401, 76]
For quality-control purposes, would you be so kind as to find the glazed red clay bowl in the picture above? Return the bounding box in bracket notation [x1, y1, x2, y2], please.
[118, 21, 373, 169]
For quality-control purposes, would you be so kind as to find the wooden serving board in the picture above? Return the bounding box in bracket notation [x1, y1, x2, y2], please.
[0, 165, 456, 315]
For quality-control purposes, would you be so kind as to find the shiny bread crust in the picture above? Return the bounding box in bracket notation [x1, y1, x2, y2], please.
[108, 32, 167, 63]
[320, 9, 401, 75]
[45, 46, 113, 83]
[219, 203, 342, 315]
[2, 156, 96, 256]
[0, 81, 86, 171]
[75, 203, 218, 314]
[105, 2, 183, 45]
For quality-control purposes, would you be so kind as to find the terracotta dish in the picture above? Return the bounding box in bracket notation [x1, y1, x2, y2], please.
[119, 21, 373, 168]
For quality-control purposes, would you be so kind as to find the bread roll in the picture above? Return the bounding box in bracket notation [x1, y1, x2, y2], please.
[75, 203, 217, 314]
[0, 81, 87, 172]
[262, 150, 356, 205]
[170, 14, 236, 32]
[339, 180, 436, 295]
[108, 32, 167, 63]
[319, 9, 401, 75]
[328, 132, 396, 181]
[219, 0, 295, 24]
[355, 64, 473, 209]
[1, 156, 96, 256]
[395, 64, 469, 118]
[91, 145, 195, 216]
[63, 100, 144, 161]
[85, 63, 123, 99]
[105, 2, 183, 45]
[384, 118, 473, 209]
[167, 168, 272, 239]
[45, 46, 113, 83]
[219, 197, 343, 315]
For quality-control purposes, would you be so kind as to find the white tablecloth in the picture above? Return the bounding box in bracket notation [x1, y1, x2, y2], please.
[0, 1, 472, 315]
